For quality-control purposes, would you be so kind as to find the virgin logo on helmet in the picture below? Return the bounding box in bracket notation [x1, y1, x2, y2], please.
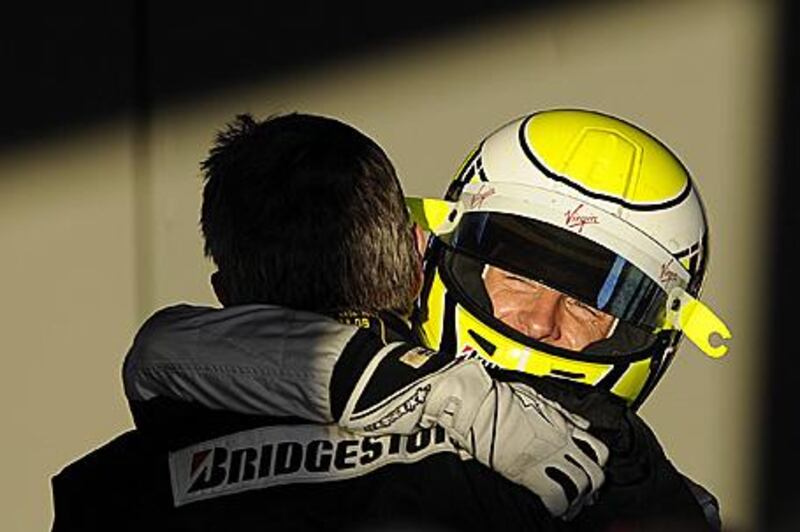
[564, 204, 599, 233]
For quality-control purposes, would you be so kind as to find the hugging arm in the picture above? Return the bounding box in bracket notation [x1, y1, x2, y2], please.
[124, 305, 608, 517]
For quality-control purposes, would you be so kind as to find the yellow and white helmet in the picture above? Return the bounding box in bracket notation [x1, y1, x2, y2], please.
[409, 109, 731, 407]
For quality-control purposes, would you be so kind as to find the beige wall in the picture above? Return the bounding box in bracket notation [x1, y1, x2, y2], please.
[0, 1, 772, 529]
[0, 125, 138, 530]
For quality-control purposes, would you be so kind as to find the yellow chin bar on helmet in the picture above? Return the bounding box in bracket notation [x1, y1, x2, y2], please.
[420, 265, 655, 403]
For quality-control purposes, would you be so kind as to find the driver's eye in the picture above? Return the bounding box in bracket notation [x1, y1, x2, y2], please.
[504, 273, 539, 289]
[566, 297, 600, 317]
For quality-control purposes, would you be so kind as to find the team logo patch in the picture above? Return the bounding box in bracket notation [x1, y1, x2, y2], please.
[398, 346, 437, 369]
[169, 424, 455, 507]
[336, 311, 375, 329]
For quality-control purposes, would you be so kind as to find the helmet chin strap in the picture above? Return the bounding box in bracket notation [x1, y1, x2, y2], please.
[665, 287, 731, 358]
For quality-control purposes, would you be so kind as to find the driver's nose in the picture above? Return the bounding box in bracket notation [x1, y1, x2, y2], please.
[517, 288, 562, 340]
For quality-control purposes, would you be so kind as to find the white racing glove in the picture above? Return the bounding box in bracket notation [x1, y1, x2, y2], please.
[339, 357, 609, 518]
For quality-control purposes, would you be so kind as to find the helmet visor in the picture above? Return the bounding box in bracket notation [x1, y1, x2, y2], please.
[437, 212, 668, 332]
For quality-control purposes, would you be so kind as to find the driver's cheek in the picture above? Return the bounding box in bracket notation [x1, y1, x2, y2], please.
[557, 307, 603, 351]
[492, 291, 532, 332]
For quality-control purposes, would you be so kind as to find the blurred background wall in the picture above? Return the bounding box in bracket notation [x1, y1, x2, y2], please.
[1, 0, 793, 530]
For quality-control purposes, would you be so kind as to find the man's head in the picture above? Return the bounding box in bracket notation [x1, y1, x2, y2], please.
[411, 109, 731, 408]
[201, 113, 420, 315]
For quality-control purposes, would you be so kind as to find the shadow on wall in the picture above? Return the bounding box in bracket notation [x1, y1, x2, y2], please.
[0, 0, 550, 152]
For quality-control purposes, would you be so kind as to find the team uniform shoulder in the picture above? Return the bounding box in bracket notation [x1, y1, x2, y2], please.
[329, 316, 456, 422]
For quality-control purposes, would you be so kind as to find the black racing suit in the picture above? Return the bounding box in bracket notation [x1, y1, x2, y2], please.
[52, 304, 716, 531]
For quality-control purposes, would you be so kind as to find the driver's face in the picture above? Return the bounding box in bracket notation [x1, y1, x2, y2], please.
[483, 265, 615, 351]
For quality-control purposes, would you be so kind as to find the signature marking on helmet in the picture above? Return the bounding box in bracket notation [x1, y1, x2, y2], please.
[468, 185, 495, 209]
[659, 259, 680, 285]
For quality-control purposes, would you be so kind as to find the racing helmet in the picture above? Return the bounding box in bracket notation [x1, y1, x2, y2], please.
[408, 109, 730, 407]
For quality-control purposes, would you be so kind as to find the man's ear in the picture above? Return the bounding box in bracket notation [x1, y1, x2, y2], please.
[413, 223, 427, 259]
[210, 271, 230, 306]
[410, 223, 428, 300]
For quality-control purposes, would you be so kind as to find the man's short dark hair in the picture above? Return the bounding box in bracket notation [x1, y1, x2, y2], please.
[201, 113, 420, 315]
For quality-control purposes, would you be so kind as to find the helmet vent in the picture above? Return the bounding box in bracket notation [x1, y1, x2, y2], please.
[549, 369, 586, 380]
[467, 329, 497, 356]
